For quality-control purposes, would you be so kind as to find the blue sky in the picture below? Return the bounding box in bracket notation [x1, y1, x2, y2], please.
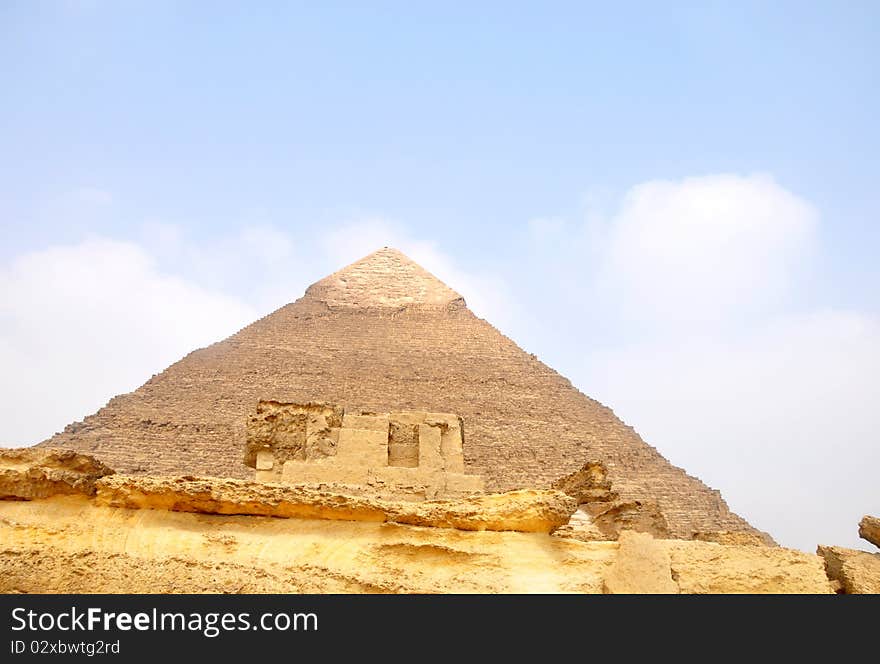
[1, 2, 878, 552]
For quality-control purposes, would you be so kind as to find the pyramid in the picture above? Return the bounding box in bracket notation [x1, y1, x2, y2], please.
[41, 247, 759, 537]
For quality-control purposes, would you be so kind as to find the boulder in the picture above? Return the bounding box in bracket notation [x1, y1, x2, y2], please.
[859, 515, 880, 549]
[692, 530, 773, 547]
[817, 545, 880, 594]
[0, 447, 113, 499]
[551, 461, 617, 504]
[665, 540, 833, 593]
[552, 506, 607, 542]
[390, 489, 576, 533]
[603, 531, 678, 594]
[586, 499, 671, 539]
[94, 475, 576, 533]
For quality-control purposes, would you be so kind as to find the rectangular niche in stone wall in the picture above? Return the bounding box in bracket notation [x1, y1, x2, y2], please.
[388, 422, 419, 467]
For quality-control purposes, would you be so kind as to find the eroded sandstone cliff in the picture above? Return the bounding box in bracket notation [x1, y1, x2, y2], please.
[0, 449, 839, 594]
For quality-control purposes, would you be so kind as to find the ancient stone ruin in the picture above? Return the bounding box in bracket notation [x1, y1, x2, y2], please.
[244, 400, 483, 499]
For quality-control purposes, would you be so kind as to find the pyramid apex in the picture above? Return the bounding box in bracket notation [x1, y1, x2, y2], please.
[304, 247, 464, 309]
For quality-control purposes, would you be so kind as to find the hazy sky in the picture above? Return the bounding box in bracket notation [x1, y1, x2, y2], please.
[1, 2, 878, 553]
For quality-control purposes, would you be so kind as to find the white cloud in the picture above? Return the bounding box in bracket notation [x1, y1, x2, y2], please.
[139, 222, 314, 315]
[597, 174, 818, 328]
[0, 238, 255, 445]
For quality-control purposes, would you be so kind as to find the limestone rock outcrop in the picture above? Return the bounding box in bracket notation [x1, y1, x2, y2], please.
[817, 545, 880, 594]
[0, 452, 842, 594]
[389, 489, 576, 533]
[602, 531, 678, 594]
[0, 497, 616, 594]
[551, 461, 617, 504]
[859, 515, 880, 549]
[0, 494, 834, 594]
[551, 507, 607, 542]
[0, 447, 113, 500]
[587, 499, 671, 540]
[94, 474, 575, 534]
[692, 531, 773, 547]
[666, 540, 833, 594]
[549, 461, 671, 542]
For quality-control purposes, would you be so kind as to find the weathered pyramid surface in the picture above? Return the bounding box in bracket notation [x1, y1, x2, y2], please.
[41, 247, 759, 537]
[305, 248, 464, 308]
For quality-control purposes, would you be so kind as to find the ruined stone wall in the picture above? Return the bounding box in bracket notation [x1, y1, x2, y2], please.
[245, 401, 482, 500]
[244, 401, 343, 468]
[40, 301, 755, 537]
